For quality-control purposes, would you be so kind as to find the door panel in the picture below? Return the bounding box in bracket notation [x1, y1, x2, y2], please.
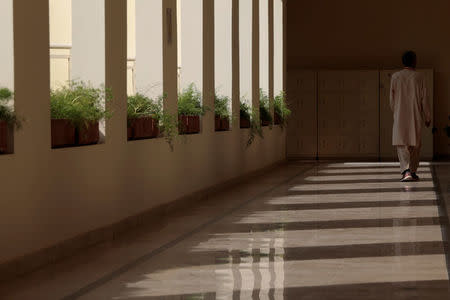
[318, 70, 379, 158]
[287, 70, 317, 158]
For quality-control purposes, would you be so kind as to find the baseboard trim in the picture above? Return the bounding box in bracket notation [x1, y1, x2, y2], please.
[0, 159, 287, 283]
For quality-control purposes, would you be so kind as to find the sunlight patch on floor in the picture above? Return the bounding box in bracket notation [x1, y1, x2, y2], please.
[112, 255, 447, 299]
[191, 225, 443, 251]
[236, 206, 439, 224]
[304, 173, 433, 181]
[319, 168, 431, 174]
[289, 181, 434, 192]
[267, 191, 437, 205]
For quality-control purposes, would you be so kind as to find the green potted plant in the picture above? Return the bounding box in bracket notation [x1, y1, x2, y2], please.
[159, 108, 179, 151]
[50, 81, 111, 148]
[259, 89, 272, 126]
[240, 101, 251, 129]
[127, 93, 160, 140]
[214, 93, 231, 131]
[128, 93, 179, 150]
[178, 83, 206, 134]
[0, 87, 21, 154]
[238, 99, 264, 147]
[247, 109, 263, 147]
[274, 91, 291, 128]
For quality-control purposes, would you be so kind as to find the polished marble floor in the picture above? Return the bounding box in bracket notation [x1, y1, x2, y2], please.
[1, 162, 450, 299]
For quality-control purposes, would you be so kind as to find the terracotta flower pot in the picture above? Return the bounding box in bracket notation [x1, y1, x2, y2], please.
[51, 119, 76, 148]
[77, 121, 99, 146]
[215, 115, 230, 131]
[221, 117, 230, 131]
[178, 115, 188, 134]
[179, 115, 200, 134]
[127, 126, 132, 140]
[128, 117, 159, 140]
[0, 120, 9, 153]
[240, 117, 251, 128]
[189, 115, 200, 133]
[274, 112, 282, 125]
[215, 115, 221, 131]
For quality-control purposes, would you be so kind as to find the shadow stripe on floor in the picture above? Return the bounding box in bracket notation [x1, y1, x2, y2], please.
[287, 187, 436, 196]
[189, 241, 446, 264]
[135, 280, 450, 300]
[296, 179, 434, 184]
[259, 200, 438, 211]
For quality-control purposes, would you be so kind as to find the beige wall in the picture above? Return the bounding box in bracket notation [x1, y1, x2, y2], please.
[0, 0, 14, 89]
[259, 0, 269, 93]
[49, 0, 71, 88]
[273, 0, 283, 95]
[126, 0, 136, 95]
[215, 0, 232, 99]
[178, 0, 203, 91]
[49, 0, 71, 46]
[132, 0, 164, 98]
[72, 0, 105, 86]
[0, 0, 286, 265]
[49, 0, 106, 88]
[127, 0, 136, 60]
[239, 0, 252, 104]
[287, 0, 450, 157]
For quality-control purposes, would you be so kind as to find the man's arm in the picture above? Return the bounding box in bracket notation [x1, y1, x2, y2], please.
[421, 77, 431, 127]
[389, 75, 395, 112]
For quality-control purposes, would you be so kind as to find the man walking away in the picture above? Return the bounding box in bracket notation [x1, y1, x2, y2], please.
[390, 51, 431, 182]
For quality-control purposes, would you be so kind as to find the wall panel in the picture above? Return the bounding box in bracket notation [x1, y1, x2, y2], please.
[288, 69, 434, 160]
[318, 70, 379, 158]
[286, 70, 317, 158]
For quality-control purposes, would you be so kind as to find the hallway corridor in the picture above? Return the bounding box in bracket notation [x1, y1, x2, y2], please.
[2, 162, 450, 299]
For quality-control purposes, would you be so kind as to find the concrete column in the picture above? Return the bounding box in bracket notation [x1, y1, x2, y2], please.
[203, 0, 215, 133]
[252, 0, 260, 117]
[269, 0, 274, 115]
[105, 0, 127, 145]
[163, 0, 178, 115]
[13, 0, 51, 153]
[232, 0, 240, 129]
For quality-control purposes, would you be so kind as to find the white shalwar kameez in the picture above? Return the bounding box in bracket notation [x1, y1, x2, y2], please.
[390, 68, 431, 173]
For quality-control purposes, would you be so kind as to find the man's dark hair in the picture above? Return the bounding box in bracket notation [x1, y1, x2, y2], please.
[402, 51, 417, 68]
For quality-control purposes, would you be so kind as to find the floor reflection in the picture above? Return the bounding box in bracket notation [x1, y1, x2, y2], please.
[112, 255, 447, 299]
[267, 192, 437, 205]
[70, 163, 450, 299]
[237, 206, 439, 224]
